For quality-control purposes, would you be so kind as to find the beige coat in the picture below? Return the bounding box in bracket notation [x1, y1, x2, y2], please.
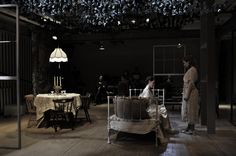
[182, 66, 199, 124]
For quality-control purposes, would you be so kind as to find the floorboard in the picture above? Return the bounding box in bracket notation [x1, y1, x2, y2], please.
[0, 103, 235, 156]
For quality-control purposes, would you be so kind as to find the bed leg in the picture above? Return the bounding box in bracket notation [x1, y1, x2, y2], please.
[155, 127, 158, 147]
[108, 128, 111, 144]
[107, 96, 111, 144]
[155, 136, 158, 147]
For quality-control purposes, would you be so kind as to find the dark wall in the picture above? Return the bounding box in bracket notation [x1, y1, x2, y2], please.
[219, 39, 231, 102]
[69, 36, 200, 94]
[0, 13, 33, 116]
[32, 30, 56, 94]
[219, 37, 236, 103]
[0, 12, 56, 96]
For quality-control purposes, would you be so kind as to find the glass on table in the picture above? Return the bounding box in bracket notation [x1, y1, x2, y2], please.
[61, 90, 66, 94]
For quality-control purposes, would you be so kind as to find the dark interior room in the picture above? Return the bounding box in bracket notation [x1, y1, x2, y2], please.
[0, 0, 236, 156]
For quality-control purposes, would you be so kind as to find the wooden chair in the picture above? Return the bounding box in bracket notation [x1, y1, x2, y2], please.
[24, 94, 37, 128]
[75, 95, 91, 123]
[51, 98, 75, 132]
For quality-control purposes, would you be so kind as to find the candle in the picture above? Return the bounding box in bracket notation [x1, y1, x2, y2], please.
[54, 76, 56, 86]
[59, 76, 62, 86]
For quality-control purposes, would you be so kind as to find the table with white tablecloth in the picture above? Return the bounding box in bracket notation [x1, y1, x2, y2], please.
[34, 93, 81, 120]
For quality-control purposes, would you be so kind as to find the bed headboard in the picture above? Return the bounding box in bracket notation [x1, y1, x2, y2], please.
[129, 88, 165, 105]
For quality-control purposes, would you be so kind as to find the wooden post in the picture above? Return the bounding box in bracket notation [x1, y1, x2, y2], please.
[200, 0, 216, 134]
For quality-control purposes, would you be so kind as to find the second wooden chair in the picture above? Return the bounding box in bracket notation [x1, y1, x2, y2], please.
[51, 98, 75, 132]
[75, 95, 91, 123]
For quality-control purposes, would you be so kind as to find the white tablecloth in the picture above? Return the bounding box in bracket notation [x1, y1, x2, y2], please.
[34, 93, 81, 120]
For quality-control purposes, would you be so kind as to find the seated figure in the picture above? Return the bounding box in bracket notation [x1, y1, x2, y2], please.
[117, 74, 130, 96]
[139, 76, 178, 144]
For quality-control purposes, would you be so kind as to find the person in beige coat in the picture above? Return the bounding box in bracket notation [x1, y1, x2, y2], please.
[182, 56, 199, 135]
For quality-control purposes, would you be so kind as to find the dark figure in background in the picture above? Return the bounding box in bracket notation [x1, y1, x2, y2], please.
[131, 67, 143, 89]
[117, 75, 130, 96]
[95, 74, 107, 104]
[164, 75, 173, 99]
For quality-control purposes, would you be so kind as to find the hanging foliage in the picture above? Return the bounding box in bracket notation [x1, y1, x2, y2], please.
[0, 0, 232, 32]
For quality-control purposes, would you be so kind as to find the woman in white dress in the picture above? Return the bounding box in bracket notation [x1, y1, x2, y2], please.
[139, 76, 178, 144]
[182, 56, 199, 135]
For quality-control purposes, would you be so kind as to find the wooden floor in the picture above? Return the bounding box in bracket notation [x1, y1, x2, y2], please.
[0, 103, 235, 156]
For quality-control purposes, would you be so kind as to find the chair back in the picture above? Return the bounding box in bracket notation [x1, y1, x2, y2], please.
[25, 94, 36, 113]
[51, 98, 75, 131]
[80, 95, 91, 110]
[53, 98, 74, 112]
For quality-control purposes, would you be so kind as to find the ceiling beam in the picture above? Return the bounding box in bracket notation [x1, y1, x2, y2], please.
[61, 29, 200, 43]
[217, 13, 236, 38]
[0, 8, 41, 27]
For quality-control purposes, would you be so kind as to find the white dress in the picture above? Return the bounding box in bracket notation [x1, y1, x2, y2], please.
[139, 85, 167, 118]
[182, 66, 199, 123]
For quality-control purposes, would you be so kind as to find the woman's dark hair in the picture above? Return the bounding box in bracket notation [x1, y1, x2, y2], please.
[145, 76, 154, 84]
[183, 55, 195, 67]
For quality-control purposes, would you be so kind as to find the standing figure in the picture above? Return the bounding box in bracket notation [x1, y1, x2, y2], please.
[182, 55, 199, 135]
[95, 74, 107, 104]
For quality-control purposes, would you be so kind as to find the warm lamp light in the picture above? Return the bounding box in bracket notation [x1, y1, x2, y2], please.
[49, 47, 68, 68]
[99, 44, 105, 51]
[49, 47, 68, 62]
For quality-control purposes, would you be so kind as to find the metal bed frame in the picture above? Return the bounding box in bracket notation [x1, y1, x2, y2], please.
[107, 88, 165, 147]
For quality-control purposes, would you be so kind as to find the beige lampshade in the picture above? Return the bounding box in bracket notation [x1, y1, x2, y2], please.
[49, 48, 68, 62]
